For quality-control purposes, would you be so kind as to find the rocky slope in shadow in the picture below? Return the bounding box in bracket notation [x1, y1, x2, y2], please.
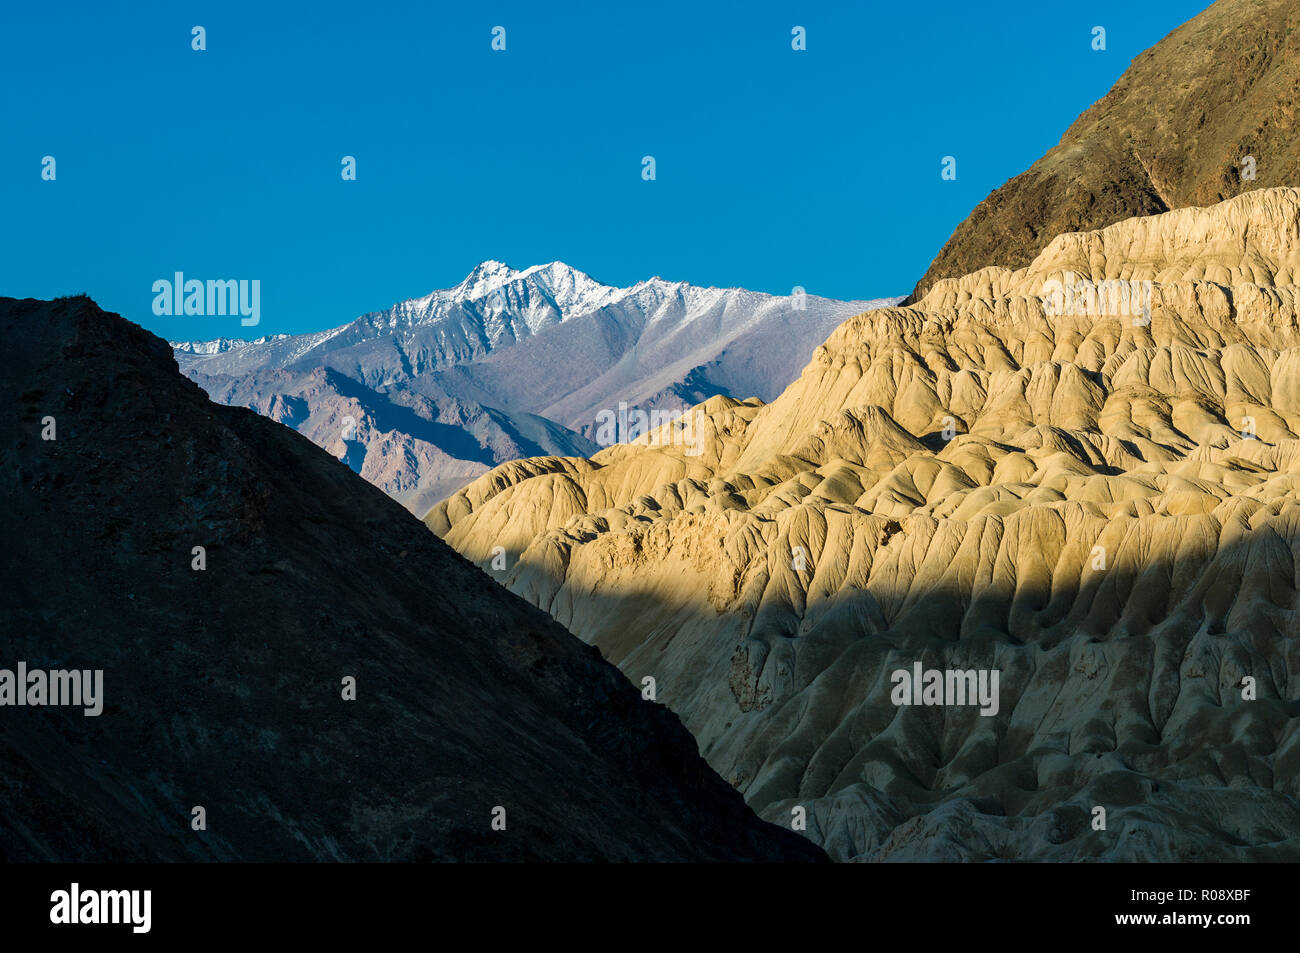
[911, 0, 1300, 300]
[432, 189, 1300, 861]
[0, 295, 826, 863]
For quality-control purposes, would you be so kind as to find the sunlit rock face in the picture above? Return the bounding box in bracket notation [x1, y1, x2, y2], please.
[433, 189, 1300, 861]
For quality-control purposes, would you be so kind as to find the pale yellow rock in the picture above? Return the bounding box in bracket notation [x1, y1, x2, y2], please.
[428, 190, 1300, 861]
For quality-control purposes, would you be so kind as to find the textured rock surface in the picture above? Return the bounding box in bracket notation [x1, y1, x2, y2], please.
[911, 0, 1300, 300]
[0, 295, 826, 863]
[433, 189, 1300, 861]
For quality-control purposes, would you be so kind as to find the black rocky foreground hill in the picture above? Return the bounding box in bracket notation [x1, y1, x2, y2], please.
[0, 295, 826, 862]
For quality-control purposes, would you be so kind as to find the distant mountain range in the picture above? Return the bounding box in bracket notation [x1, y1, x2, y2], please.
[173, 261, 898, 514]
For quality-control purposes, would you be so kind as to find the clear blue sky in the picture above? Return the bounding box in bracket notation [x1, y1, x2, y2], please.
[2, 0, 1212, 340]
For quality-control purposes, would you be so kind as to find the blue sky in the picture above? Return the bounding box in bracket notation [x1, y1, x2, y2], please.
[2, 0, 1212, 340]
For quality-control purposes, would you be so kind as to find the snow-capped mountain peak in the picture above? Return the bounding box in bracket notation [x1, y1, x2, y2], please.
[449, 259, 522, 300]
[449, 260, 621, 316]
[390, 260, 620, 332]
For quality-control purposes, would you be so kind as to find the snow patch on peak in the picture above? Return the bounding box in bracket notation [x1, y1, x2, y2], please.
[452, 260, 522, 300]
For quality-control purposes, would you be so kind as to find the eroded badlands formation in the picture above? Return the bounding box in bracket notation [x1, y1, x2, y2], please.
[431, 189, 1300, 861]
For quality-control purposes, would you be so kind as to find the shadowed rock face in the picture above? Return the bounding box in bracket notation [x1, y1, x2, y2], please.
[0, 295, 826, 863]
[432, 190, 1300, 862]
[911, 0, 1300, 301]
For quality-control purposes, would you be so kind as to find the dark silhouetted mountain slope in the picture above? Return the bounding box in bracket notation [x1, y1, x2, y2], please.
[0, 295, 826, 863]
